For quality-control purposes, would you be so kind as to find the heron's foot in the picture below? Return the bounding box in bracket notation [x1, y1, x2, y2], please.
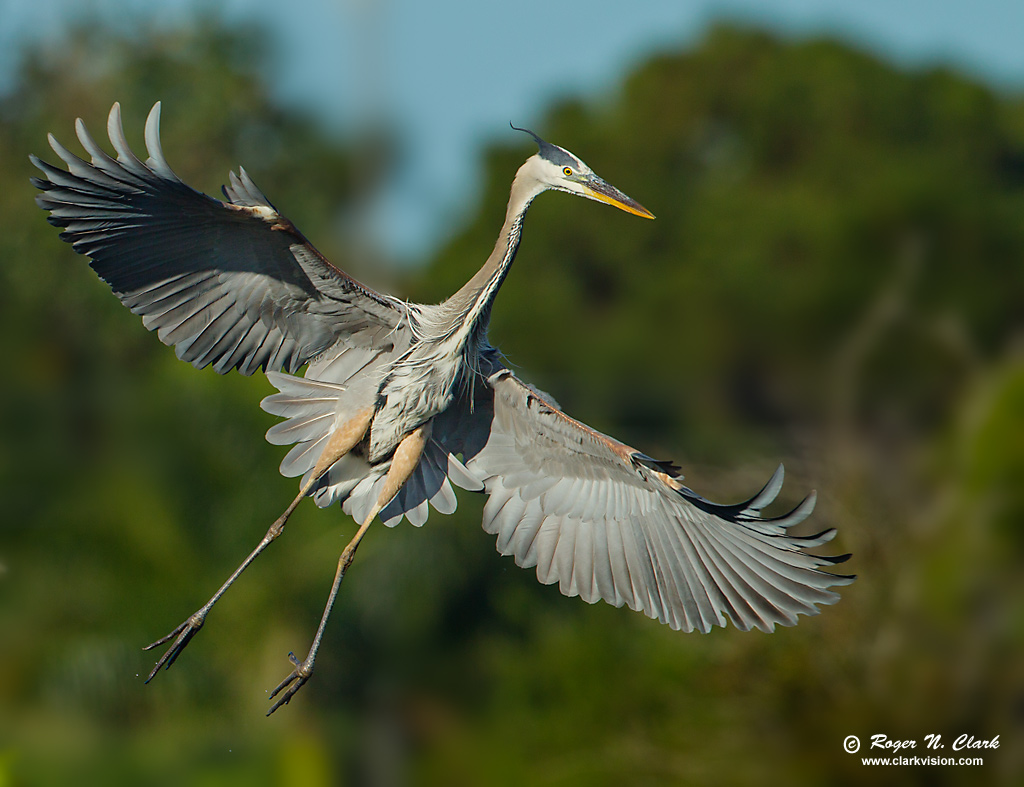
[142, 610, 207, 682]
[266, 651, 314, 716]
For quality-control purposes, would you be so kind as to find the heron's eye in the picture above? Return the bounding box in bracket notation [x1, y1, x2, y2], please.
[563, 167, 573, 177]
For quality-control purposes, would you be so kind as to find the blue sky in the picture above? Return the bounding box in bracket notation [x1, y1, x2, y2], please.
[6, 0, 1024, 260]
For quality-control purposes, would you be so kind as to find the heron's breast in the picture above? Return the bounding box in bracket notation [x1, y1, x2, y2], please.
[367, 343, 466, 462]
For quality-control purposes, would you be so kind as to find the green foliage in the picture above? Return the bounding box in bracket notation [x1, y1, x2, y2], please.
[2, 20, 1022, 787]
[421, 27, 1024, 468]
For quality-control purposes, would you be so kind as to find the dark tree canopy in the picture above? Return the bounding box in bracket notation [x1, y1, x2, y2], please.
[2, 21, 1022, 787]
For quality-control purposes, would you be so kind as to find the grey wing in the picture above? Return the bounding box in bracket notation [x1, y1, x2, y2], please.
[439, 365, 853, 633]
[30, 102, 406, 374]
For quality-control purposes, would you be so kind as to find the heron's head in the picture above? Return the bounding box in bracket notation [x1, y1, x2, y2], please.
[512, 125, 655, 219]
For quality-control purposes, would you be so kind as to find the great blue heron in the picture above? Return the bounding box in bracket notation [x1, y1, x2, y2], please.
[32, 103, 853, 715]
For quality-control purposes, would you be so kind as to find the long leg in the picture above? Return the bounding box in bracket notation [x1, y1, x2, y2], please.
[144, 407, 375, 682]
[266, 421, 432, 715]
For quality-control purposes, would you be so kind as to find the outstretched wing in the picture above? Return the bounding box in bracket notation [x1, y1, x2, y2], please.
[439, 364, 853, 633]
[30, 102, 407, 375]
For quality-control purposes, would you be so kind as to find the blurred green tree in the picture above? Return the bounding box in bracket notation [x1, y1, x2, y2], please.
[1, 19, 1021, 787]
[1, 20, 368, 787]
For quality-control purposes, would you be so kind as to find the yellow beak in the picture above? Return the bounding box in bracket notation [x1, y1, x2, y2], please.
[584, 177, 655, 219]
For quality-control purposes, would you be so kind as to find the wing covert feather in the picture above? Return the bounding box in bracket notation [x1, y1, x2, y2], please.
[31, 102, 407, 375]
[440, 365, 853, 633]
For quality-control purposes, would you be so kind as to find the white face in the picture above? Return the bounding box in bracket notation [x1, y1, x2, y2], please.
[532, 149, 595, 196]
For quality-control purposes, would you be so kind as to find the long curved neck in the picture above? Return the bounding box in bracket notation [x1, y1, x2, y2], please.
[442, 163, 545, 337]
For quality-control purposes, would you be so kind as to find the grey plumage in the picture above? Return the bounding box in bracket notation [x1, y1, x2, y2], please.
[33, 103, 404, 377]
[31, 103, 853, 709]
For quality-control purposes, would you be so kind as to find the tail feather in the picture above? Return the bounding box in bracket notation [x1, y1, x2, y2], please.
[263, 367, 479, 527]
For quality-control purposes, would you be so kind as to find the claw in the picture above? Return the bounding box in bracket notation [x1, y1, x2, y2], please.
[266, 651, 314, 716]
[143, 611, 206, 682]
